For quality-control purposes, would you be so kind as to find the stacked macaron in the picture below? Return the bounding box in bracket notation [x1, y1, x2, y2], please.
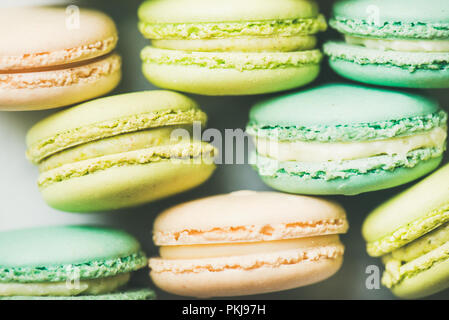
[0, 7, 121, 111]
[247, 84, 447, 195]
[137, 0, 327, 95]
[363, 164, 449, 299]
[0, 226, 155, 300]
[26, 90, 216, 213]
[324, 0, 449, 88]
[149, 191, 348, 297]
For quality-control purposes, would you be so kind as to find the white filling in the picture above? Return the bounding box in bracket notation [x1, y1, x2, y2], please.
[346, 35, 449, 52]
[160, 235, 340, 259]
[254, 127, 447, 162]
[0, 273, 130, 297]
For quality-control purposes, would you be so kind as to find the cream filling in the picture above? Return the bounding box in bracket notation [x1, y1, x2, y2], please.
[160, 235, 340, 260]
[152, 35, 317, 52]
[345, 35, 449, 52]
[0, 273, 130, 297]
[254, 127, 447, 162]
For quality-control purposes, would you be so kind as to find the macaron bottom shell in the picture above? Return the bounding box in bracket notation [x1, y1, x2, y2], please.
[41, 160, 216, 213]
[257, 156, 443, 196]
[150, 241, 344, 298]
[0, 54, 122, 111]
[142, 62, 320, 96]
[328, 58, 449, 89]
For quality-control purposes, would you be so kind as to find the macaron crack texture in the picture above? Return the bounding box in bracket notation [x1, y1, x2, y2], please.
[27, 108, 207, 164]
[139, 16, 327, 40]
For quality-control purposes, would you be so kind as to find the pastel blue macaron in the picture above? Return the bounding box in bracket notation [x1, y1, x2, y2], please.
[324, 0, 449, 88]
[0, 226, 154, 300]
[247, 83, 448, 195]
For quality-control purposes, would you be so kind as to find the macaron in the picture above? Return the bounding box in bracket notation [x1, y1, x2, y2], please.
[26, 90, 216, 213]
[363, 163, 449, 299]
[138, 0, 327, 95]
[149, 191, 348, 298]
[324, 0, 449, 88]
[246, 83, 448, 195]
[0, 7, 121, 111]
[0, 226, 153, 299]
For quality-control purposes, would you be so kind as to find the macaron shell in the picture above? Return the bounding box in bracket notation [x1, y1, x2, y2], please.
[363, 163, 449, 251]
[0, 288, 157, 300]
[0, 226, 147, 282]
[41, 160, 216, 213]
[332, 0, 449, 26]
[142, 62, 320, 96]
[258, 156, 443, 196]
[138, 0, 320, 24]
[328, 58, 449, 89]
[0, 7, 118, 70]
[248, 83, 441, 127]
[150, 251, 343, 298]
[390, 257, 449, 299]
[0, 54, 122, 111]
[153, 191, 347, 245]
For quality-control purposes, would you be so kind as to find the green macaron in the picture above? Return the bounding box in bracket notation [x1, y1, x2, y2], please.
[363, 163, 449, 299]
[26, 91, 216, 213]
[246, 83, 447, 195]
[0, 226, 154, 300]
[138, 0, 327, 95]
[324, 0, 449, 88]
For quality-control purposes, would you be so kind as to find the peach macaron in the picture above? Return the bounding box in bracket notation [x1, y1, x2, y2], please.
[149, 191, 349, 297]
[0, 7, 121, 111]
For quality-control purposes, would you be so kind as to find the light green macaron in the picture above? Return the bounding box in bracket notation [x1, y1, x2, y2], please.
[363, 163, 449, 299]
[324, 0, 449, 88]
[26, 91, 216, 213]
[138, 0, 327, 95]
[0, 225, 154, 300]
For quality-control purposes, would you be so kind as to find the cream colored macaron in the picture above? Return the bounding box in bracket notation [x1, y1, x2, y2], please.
[149, 191, 349, 298]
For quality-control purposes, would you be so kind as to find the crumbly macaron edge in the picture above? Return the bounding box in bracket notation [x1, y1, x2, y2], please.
[330, 18, 449, 40]
[153, 219, 349, 246]
[382, 241, 449, 288]
[367, 205, 449, 257]
[139, 16, 327, 40]
[141, 47, 323, 71]
[38, 142, 217, 188]
[0, 251, 147, 283]
[149, 244, 344, 274]
[324, 41, 449, 71]
[253, 147, 444, 181]
[27, 108, 208, 164]
[0, 36, 118, 71]
[0, 53, 121, 90]
[246, 110, 447, 143]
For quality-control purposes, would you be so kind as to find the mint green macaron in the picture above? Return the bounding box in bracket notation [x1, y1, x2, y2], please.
[138, 0, 327, 95]
[324, 0, 449, 88]
[26, 91, 216, 213]
[363, 163, 449, 299]
[247, 83, 448, 195]
[0, 226, 154, 300]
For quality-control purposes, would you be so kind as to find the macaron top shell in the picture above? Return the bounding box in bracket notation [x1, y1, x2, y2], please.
[247, 84, 446, 142]
[331, 0, 449, 39]
[26, 91, 207, 164]
[153, 191, 348, 246]
[250, 84, 440, 126]
[0, 226, 147, 282]
[139, 0, 320, 23]
[0, 7, 118, 70]
[363, 163, 449, 257]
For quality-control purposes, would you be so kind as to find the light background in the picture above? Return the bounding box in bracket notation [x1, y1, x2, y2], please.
[0, 0, 448, 300]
